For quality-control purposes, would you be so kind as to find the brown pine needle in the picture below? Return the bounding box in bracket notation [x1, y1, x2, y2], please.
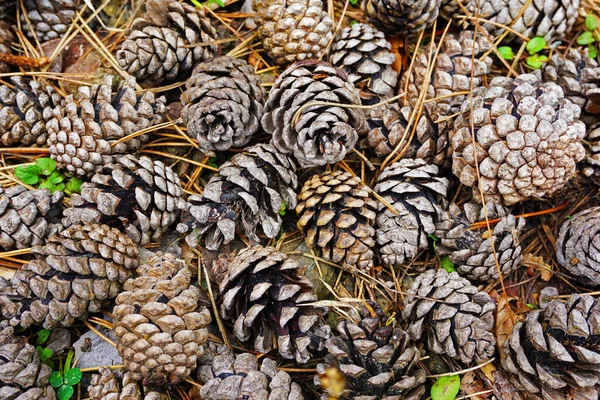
[470, 202, 570, 230]
[0, 53, 49, 67]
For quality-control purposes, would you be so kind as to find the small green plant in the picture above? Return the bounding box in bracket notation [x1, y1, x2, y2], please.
[498, 37, 549, 69]
[15, 158, 82, 195]
[36, 329, 55, 369]
[49, 350, 82, 400]
[190, 0, 226, 8]
[577, 14, 599, 59]
[441, 255, 456, 273]
[431, 375, 461, 400]
[279, 200, 287, 216]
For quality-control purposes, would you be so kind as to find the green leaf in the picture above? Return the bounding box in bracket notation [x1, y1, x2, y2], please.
[526, 37, 547, 54]
[427, 233, 439, 243]
[431, 375, 461, 400]
[207, 157, 218, 169]
[36, 158, 57, 176]
[65, 177, 83, 195]
[48, 171, 64, 184]
[15, 165, 41, 185]
[38, 180, 57, 192]
[49, 371, 63, 388]
[55, 183, 65, 192]
[350, 20, 358, 25]
[279, 201, 286, 216]
[498, 46, 514, 60]
[214, 0, 225, 7]
[526, 303, 536, 309]
[586, 14, 598, 31]
[578, 32, 596, 45]
[64, 368, 82, 386]
[36, 346, 53, 361]
[64, 350, 74, 373]
[37, 329, 51, 344]
[441, 256, 456, 273]
[349, 0, 359, 5]
[589, 44, 598, 59]
[526, 54, 548, 69]
[57, 385, 74, 400]
[189, 0, 202, 5]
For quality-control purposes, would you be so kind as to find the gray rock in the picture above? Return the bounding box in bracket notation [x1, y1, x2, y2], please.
[73, 327, 121, 370]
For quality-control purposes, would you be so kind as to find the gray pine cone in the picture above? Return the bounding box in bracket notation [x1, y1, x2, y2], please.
[263, 60, 366, 168]
[451, 73, 586, 206]
[89, 367, 167, 400]
[435, 201, 525, 283]
[116, 0, 219, 84]
[47, 75, 167, 178]
[219, 246, 330, 363]
[328, 23, 398, 105]
[403, 268, 496, 363]
[583, 123, 600, 182]
[181, 56, 265, 152]
[178, 143, 297, 250]
[502, 294, 600, 399]
[22, 0, 83, 42]
[63, 155, 187, 244]
[362, 0, 441, 35]
[374, 158, 448, 266]
[556, 206, 600, 287]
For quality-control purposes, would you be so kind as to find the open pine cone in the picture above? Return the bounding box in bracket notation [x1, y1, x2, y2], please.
[22, 0, 84, 42]
[88, 368, 168, 400]
[583, 123, 600, 182]
[362, 0, 440, 35]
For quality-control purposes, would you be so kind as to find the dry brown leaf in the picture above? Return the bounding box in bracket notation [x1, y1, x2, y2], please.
[522, 253, 553, 281]
[496, 295, 518, 363]
[460, 371, 490, 400]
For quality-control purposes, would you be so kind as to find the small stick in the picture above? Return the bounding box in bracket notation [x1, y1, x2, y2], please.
[0, 53, 49, 67]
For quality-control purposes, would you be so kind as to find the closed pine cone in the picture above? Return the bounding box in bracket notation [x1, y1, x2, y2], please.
[0, 21, 14, 73]
[63, 155, 187, 244]
[178, 144, 298, 250]
[402, 268, 496, 363]
[253, 0, 333, 66]
[116, 0, 218, 84]
[297, 170, 377, 272]
[113, 252, 211, 388]
[0, 77, 64, 147]
[315, 301, 426, 400]
[219, 246, 330, 363]
[181, 56, 265, 152]
[47, 75, 167, 178]
[502, 294, 600, 399]
[362, 0, 441, 35]
[88, 368, 168, 400]
[22, 0, 83, 42]
[0, 223, 139, 329]
[263, 60, 366, 168]
[451, 73, 586, 206]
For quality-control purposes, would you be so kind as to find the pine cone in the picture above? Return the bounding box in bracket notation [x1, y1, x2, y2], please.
[63, 155, 187, 244]
[440, 0, 580, 43]
[0, 21, 14, 73]
[263, 60, 366, 168]
[374, 158, 448, 266]
[253, 0, 333, 66]
[113, 252, 211, 388]
[0, 223, 139, 329]
[402, 268, 496, 363]
[315, 301, 426, 400]
[88, 368, 168, 400]
[366, 104, 447, 164]
[116, 0, 219, 84]
[435, 201, 525, 283]
[0, 77, 64, 147]
[556, 206, 600, 287]
[328, 23, 398, 105]
[502, 294, 600, 399]
[361, 0, 440, 35]
[583, 123, 600, 182]
[178, 143, 298, 250]
[181, 56, 265, 152]
[451, 73, 586, 206]
[297, 170, 377, 271]
[0, 322, 57, 400]
[47, 75, 167, 178]
[219, 246, 330, 363]
[22, 0, 83, 42]
[0, 185, 63, 251]
[197, 344, 304, 399]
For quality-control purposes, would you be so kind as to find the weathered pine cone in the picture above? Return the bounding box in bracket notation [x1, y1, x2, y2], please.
[0, 223, 138, 329]
[181, 56, 265, 152]
[0, 77, 64, 147]
[297, 170, 377, 272]
[88, 368, 168, 400]
[197, 343, 304, 400]
[253, 0, 333, 66]
[0, 322, 57, 400]
[47, 75, 167, 178]
[374, 158, 448, 266]
[328, 23, 398, 105]
[556, 206, 600, 287]
[22, 0, 83, 42]
[315, 301, 426, 400]
[263, 60, 366, 168]
[403, 268, 496, 363]
[63, 155, 187, 244]
[219, 246, 330, 363]
[116, 0, 218, 84]
[178, 143, 297, 250]
[113, 252, 211, 388]
[451, 73, 586, 206]
[435, 201, 525, 283]
[0, 185, 63, 251]
[362, 0, 441, 35]
[0, 21, 14, 73]
[502, 294, 600, 399]
[583, 123, 600, 182]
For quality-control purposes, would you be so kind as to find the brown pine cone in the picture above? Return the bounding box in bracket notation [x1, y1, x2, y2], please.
[583, 123, 600, 182]
[219, 246, 330, 363]
[22, 0, 84, 42]
[0, 21, 14, 73]
[113, 252, 211, 388]
[297, 170, 377, 272]
[362, 0, 440, 35]
[88, 368, 168, 400]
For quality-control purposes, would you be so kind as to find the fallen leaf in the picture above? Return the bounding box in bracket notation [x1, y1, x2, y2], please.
[460, 371, 489, 400]
[522, 253, 553, 281]
[496, 295, 518, 363]
[431, 375, 461, 400]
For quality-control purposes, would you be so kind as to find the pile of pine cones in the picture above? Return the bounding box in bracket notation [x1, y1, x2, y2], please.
[0, 0, 599, 399]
